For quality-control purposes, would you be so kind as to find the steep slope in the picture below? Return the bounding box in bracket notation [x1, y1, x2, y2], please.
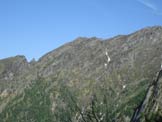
[0, 55, 38, 113]
[0, 55, 29, 89]
[0, 26, 162, 122]
[131, 69, 162, 122]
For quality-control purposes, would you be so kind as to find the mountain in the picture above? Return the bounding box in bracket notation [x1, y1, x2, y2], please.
[0, 26, 162, 122]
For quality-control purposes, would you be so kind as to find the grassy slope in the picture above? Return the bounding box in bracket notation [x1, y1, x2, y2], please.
[0, 75, 148, 122]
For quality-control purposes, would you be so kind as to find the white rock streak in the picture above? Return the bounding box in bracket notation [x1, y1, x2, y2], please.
[104, 50, 111, 68]
[123, 85, 126, 89]
[107, 56, 111, 63]
[105, 50, 111, 63]
[105, 51, 108, 56]
[104, 63, 107, 67]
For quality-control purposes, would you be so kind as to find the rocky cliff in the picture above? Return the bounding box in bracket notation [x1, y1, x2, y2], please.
[131, 69, 162, 122]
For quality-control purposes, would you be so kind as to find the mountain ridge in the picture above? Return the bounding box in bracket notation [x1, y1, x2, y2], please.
[0, 25, 162, 122]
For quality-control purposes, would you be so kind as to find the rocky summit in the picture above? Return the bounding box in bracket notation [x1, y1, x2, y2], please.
[0, 26, 162, 122]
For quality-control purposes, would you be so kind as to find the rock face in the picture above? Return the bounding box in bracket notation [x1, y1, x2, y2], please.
[0, 55, 29, 77]
[0, 55, 30, 91]
[131, 69, 162, 122]
[0, 26, 162, 122]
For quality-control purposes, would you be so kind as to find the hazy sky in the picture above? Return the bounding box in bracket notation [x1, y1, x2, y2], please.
[0, 0, 162, 61]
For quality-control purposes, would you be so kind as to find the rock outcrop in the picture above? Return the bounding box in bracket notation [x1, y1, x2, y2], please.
[131, 69, 162, 122]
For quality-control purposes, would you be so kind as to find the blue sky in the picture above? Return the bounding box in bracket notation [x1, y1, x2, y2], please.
[0, 0, 162, 61]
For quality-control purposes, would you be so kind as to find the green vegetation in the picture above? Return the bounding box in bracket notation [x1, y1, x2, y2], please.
[0, 77, 148, 122]
[0, 78, 53, 122]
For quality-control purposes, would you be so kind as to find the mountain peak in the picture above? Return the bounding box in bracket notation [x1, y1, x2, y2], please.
[72, 37, 102, 45]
